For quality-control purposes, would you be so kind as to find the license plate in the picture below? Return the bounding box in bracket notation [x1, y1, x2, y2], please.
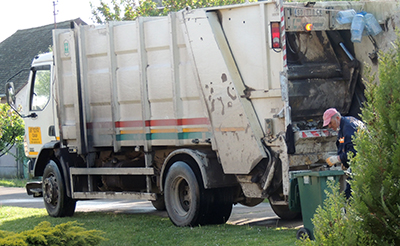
[29, 127, 42, 144]
[294, 8, 323, 17]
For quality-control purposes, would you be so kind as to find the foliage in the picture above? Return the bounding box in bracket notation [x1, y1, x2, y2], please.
[350, 32, 400, 245]
[296, 182, 373, 246]
[90, 0, 255, 23]
[0, 179, 34, 188]
[298, 33, 400, 246]
[0, 103, 24, 158]
[0, 221, 106, 246]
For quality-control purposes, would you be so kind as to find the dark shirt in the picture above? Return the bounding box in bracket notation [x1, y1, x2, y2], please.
[337, 116, 364, 168]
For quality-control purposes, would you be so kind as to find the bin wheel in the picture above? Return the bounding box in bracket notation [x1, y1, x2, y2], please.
[296, 227, 311, 240]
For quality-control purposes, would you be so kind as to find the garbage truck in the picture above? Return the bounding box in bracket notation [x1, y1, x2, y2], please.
[5, 0, 400, 226]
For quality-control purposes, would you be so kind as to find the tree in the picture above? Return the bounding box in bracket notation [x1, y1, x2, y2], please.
[0, 103, 25, 158]
[298, 34, 400, 246]
[350, 33, 400, 244]
[91, 0, 255, 23]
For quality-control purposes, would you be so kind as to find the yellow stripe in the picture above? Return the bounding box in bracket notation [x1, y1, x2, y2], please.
[29, 152, 39, 156]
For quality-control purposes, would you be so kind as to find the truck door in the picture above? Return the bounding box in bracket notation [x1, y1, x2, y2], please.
[24, 64, 56, 158]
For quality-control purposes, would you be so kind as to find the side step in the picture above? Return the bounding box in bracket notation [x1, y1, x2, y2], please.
[69, 167, 154, 175]
[72, 191, 156, 200]
[69, 167, 156, 200]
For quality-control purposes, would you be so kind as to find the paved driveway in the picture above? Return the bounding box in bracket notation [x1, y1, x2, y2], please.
[0, 186, 302, 228]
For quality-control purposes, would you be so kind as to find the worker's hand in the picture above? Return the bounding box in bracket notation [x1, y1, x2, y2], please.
[341, 164, 347, 170]
[326, 155, 341, 166]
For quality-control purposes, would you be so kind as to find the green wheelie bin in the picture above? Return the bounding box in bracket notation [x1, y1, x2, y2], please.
[292, 170, 346, 240]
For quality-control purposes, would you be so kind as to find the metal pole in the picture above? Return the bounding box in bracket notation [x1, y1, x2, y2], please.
[53, 1, 58, 29]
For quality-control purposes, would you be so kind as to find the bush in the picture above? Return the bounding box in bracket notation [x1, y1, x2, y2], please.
[296, 182, 373, 246]
[0, 221, 106, 246]
[298, 34, 400, 246]
[351, 33, 400, 245]
[0, 103, 24, 158]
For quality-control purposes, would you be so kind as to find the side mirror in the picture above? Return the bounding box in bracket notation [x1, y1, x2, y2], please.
[5, 82, 36, 118]
[5, 82, 17, 110]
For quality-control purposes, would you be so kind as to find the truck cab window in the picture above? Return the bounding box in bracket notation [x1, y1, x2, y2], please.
[30, 65, 51, 111]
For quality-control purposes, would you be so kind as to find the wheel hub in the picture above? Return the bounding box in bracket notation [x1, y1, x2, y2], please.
[178, 179, 191, 212]
[43, 175, 59, 206]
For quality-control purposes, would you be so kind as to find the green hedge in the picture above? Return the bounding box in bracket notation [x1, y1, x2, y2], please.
[0, 221, 106, 246]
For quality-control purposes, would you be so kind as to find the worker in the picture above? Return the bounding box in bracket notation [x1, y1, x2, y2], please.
[322, 108, 364, 198]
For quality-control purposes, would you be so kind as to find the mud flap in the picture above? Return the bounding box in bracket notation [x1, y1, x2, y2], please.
[286, 124, 295, 154]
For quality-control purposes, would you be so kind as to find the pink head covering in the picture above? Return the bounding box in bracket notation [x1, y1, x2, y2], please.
[323, 108, 338, 127]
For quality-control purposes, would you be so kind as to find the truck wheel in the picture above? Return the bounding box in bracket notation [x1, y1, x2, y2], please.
[151, 194, 166, 211]
[270, 203, 301, 220]
[164, 161, 207, 226]
[239, 197, 264, 207]
[42, 160, 76, 217]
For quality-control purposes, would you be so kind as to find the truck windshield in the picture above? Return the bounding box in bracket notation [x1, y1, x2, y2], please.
[30, 65, 51, 111]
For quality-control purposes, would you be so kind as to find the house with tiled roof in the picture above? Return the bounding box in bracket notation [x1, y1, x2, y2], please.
[0, 18, 86, 103]
[0, 18, 86, 178]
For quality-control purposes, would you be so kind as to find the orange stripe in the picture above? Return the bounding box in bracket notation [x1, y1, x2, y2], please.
[120, 130, 145, 134]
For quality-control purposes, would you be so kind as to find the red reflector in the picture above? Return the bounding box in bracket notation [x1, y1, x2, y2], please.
[271, 22, 281, 48]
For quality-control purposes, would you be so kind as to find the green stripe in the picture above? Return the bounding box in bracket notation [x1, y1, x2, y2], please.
[116, 134, 146, 141]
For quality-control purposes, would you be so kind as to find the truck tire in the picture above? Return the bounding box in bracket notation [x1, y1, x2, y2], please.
[270, 203, 300, 220]
[42, 160, 76, 217]
[164, 161, 208, 226]
[239, 197, 264, 207]
[151, 194, 166, 211]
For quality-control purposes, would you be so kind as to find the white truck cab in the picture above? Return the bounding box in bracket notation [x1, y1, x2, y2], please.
[6, 53, 57, 159]
[22, 53, 58, 158]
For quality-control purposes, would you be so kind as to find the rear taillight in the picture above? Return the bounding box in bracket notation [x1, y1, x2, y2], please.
[271, 22, 281, 48]
[304, 23, 313, 31]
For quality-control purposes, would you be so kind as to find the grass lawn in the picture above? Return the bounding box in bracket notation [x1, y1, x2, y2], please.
[0, 206, 297, 246]
[0, 178, 30, 188]
[0, 178, 295, 245]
